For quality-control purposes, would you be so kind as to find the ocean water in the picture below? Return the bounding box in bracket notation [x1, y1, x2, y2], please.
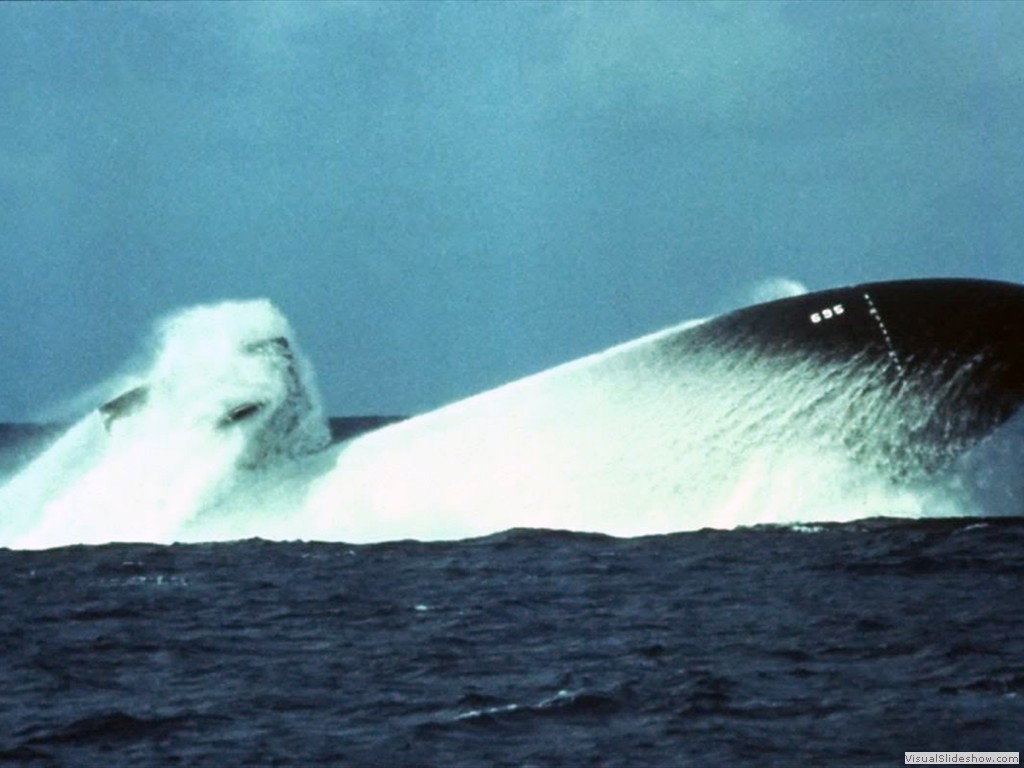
[0, 515, 1021, 766]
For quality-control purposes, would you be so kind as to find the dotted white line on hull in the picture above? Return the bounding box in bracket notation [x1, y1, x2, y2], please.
[863, 291, 905, 377]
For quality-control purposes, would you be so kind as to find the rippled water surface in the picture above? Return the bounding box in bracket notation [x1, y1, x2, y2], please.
[1, 518, 1021, 767]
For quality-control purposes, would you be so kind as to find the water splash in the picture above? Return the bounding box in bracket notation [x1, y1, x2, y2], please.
[0, 299, 329, 549]
[716, 276, 809, 314]
[0, 294, 1007, 549]
[294, 338, 946, 543]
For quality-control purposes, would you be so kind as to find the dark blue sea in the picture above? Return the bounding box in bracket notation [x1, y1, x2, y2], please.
[0, 426, 1022, 767]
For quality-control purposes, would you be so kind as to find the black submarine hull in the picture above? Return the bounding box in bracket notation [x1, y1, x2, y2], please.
[327, 278, 1024, 478]
[668, 277, 1024, 476]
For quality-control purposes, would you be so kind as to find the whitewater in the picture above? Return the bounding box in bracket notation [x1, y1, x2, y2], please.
[0, 288, 1018, 550]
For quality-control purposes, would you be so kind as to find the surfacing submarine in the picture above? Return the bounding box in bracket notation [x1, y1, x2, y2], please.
[8, 277, 1024, 549]
[297, 277, 1024, 540]
[330, 277, 1024, 475]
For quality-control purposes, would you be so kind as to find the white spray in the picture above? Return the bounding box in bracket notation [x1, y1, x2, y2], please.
[0, 292, 999, 549]
[0, 300, 329, 549]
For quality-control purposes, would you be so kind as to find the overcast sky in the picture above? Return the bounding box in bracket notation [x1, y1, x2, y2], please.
[1, 1, 1022, 421]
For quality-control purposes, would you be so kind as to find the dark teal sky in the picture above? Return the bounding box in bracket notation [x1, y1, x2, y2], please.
[1, 1, 1022, 420]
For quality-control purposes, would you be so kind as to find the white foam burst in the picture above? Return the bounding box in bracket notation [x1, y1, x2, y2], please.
[0, 299, 328, 549]
[293, 334, 933, 543]
[1, 295, 988, 549]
